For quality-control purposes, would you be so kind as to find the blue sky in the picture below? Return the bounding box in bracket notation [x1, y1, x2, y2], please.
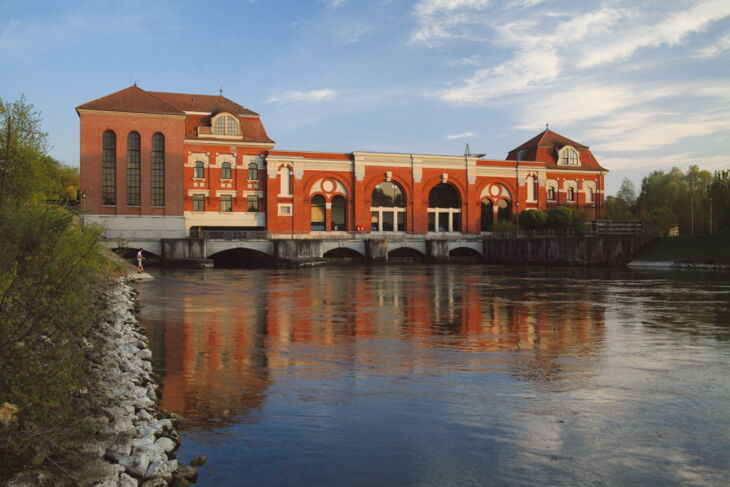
[1, 0, 728, 194]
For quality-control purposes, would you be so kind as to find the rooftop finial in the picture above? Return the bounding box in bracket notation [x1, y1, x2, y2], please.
[219, 78, 223, 96]
[464, 143, 471, 157]
[545, 121, 549, 130]
[133, 72, 137, 87]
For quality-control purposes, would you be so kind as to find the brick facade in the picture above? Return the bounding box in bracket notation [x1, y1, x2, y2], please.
[78, 86, 606, 238]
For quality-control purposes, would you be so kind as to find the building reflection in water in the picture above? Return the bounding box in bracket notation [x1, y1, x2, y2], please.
[138, 266, 606, 431]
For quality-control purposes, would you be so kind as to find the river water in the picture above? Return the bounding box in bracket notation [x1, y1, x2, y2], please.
[135, 265, 730, 486]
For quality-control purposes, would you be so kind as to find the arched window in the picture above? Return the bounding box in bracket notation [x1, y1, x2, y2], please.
[561, 147, 579, 165]
[221, 162, 232, 180]
[248, 163, 259, 180]
[151, 133, 164, 206]
[311, 195, 326, 231]
[481, 199, 494, 231]
[279, 166, 291, 196]
[371, 181, 406, 232]
[331, 195, 346, 231]
[567, 187, 575, 202]
[547, 186, 556, 201]
[213, 114, 239, 136]
[497, 199, 511, 221]
[194, 161, 205, 179]
[428, 183, 461, 232]
[101, 130, 116, 205]
[586, 187, 594, 203]
[526, 175, 537, 202]
[127, 131, 140, 206]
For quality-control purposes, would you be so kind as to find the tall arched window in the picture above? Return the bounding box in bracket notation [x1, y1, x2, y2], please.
[279, 167, 291, 196]
[526, 175, 537, 202]
[151, 133, 164, 206]
[248, 163, 258, 180]
[194, 161, 205, 179]
[371, 181, 406, 232]
[428, 183, 461, 232]
[331, 195, 346, 231]
[586, 187, 594, 203]
[481, 199, 494, 231]
[221, 162, 232, 180]
[101, 130, 116, 205]
[311, 195, 326, 231]
[497, 199, 511, 221]
[567, 187, 575, 202]
[127, 131, 140, 206]
[547, 186, 556, 201]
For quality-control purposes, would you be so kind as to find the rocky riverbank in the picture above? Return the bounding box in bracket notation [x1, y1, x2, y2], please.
[6, 278, 200, 487]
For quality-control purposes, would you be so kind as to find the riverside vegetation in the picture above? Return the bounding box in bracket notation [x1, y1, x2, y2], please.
[0, 97, 201, 485]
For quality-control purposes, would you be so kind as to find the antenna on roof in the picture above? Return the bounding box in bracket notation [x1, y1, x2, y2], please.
[219, 78, 223, 96]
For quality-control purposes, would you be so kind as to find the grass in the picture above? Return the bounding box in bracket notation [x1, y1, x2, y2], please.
[635, 235, 730, 264]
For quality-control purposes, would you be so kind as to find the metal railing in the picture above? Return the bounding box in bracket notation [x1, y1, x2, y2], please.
[588, 220, 644, 236]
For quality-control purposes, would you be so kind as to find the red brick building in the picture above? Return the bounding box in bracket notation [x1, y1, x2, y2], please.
[78, 86, 606, 240]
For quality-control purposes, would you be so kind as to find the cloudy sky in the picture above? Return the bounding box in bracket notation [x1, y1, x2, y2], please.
[1, 0, 728, 194]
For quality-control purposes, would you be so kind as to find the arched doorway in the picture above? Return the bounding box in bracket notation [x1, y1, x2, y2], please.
[371, 182, 406, 232]
[311, 195, 326, 231]
[481, 199, 493, 231]
[331, 195, 346, 231]
[428, 183, 461, 232]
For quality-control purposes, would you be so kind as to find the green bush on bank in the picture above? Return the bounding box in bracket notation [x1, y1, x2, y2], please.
[518, 207, 588, 231]
[0, 203, 117, 479]
[1, 96, 116, 481]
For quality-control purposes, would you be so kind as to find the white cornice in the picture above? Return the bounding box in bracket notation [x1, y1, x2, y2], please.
[184, 139, 275, 148]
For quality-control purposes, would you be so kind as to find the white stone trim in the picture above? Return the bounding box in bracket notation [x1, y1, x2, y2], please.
[187, 152, 209, 167]
[215, 190, 237, 197]
[278, 203, 293, 216]
[187, 189, 210, 196]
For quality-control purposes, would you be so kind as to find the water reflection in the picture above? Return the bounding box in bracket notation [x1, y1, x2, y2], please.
[139, 266, 607, 429]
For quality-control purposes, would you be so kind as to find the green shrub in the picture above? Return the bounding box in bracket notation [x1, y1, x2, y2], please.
[493, 221, 519, 232]
[0, 203, 115, 479]
[519, 209, 547, 229]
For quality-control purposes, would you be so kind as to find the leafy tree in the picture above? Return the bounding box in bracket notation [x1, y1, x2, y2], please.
[0, 96, 49, 206]
[604, 196, 635, 220]
[710, 170, 730, 234]
[616, 177, 637, 208]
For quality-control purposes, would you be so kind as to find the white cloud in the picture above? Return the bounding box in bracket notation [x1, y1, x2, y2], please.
[579, 0, 730, 67]
[322, 0, 347, 7]
[266, 88, 339, 104]
[445, 131, 477, 139]
[410, 0, 492, 44]
[441, 49, 560, 102]
[697, 33, 730, 58]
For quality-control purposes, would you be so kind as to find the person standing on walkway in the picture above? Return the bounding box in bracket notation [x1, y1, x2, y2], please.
[136, 248, 145, 273]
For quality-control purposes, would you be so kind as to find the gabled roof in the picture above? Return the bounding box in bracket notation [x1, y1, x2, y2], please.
[510, 129, 588, 153]
[148, 91, 259, 116]
[506, 129, 607, 171]
[76, 85, 260, 117]
[76, 85, 185, 115]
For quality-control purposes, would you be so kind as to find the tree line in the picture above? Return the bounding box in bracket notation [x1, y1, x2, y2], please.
[605, 166, 730, 236]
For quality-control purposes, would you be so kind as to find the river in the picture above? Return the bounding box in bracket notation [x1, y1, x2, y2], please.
[135, 265, 730, 486]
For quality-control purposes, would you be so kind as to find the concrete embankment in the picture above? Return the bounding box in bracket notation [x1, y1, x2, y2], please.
[6, 278, 200, 487]
[482, 236, 656, 265]
[627, 261, 730, 271]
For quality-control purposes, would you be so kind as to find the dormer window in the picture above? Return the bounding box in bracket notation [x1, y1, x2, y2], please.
[211, 113, 240, 136]
[559, 146, 580, 166]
